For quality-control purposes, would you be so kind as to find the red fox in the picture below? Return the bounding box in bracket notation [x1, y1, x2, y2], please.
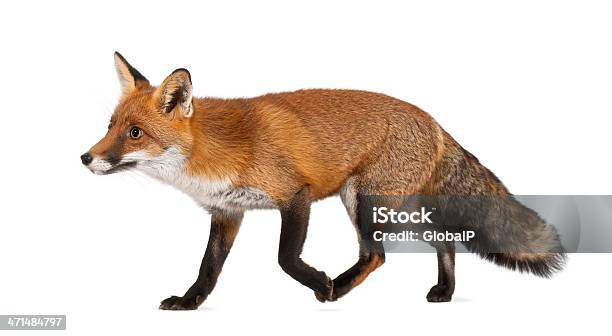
[82, 52, 565, 310]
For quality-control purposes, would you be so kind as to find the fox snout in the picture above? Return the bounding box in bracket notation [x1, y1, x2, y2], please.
[80, 150, 138, 175]
[80, 150, 113, 175]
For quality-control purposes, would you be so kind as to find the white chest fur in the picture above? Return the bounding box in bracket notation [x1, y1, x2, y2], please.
[133, 147, 276, 211]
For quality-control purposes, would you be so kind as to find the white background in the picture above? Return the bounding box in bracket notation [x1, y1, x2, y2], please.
[0, 0, 610, 334]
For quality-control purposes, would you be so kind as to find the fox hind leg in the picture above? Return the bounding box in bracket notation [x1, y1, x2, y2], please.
[318, 181, 386, 302]
[426, 242, 455, 302]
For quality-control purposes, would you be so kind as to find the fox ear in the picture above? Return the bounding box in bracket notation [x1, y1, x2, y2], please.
[114, 51, 149, 96]
[156, 68, 193, 118]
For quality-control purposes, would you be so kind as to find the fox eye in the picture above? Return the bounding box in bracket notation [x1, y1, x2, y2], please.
[129, 126, 143, 139]
[107, 122, 112, 130]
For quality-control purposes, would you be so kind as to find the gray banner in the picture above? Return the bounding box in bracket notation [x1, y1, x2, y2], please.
[0, 315, 66, 330]
[358, 195, 612, 253]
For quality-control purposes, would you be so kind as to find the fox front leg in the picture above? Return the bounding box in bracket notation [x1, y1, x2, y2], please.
[159, 210, 243, 310]
[278, 187, 334, 300]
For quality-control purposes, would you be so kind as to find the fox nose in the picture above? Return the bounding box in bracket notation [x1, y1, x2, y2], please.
[81, 152, 93, 165]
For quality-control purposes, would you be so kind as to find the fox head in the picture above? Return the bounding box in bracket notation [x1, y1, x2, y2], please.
[81, 52, 195, 175]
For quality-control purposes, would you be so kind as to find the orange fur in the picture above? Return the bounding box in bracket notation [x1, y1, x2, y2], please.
[89, 54, 507, 206]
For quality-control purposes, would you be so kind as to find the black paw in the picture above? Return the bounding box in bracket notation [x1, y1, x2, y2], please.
[314, 277, 335, 303]
[426, 284, 453, 303]
[159, 295, 204, 310]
